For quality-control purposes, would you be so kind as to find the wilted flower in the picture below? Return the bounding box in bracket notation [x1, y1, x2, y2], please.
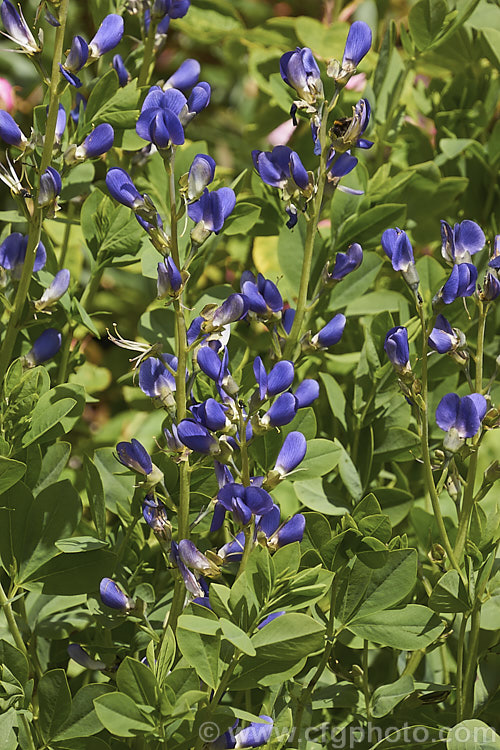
[186, 153, 216, 201]
[142, 495, 171, 544]
[157, 257, 183, 298]
[201, 294, 248, 332]
[178, 539, 220, 577]
[436, 392, 487, 452]
[38, 166, 61, 209]
[329, 98, 372, 153]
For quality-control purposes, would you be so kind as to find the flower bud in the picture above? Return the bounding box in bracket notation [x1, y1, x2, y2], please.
[34, 269, 70, 311]
[99, 578, 135, 611]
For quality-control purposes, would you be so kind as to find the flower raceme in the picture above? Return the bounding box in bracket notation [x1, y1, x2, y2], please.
[436, 392, 487, 453]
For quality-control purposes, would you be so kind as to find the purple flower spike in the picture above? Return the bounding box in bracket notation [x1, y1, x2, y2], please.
[67, 644, 106, 671]
[280, 47, 323, 104]
[0, 232, 46, 275]
[294, 379, 319, 408]
[0, 110, 26, 148]
[136, 86, 187, 148]
[75, 123, 114, 159]
[312, 313, 346, 348]
[106, 167, 144, 209]
[342, 21, 372, 68]
[428, 315, 460, 354]
[384, 326, 410, 371]
[274, 431, 307, 475]
[187, 153, 216, 201]
[262, 392, 297, 427]
[112, 54, 130, 87]
[99, 578, 134, 611]
[436, 393, 487, 451]
[252, 146, 309, 191]
[441, 219, 485, 264]
[189, 187, 236, 235]
[165, 58, 200, 91]
[440, 263, 477, 304]
[329, 243, 363, 281]
[116, 438, 153, 475]
[234, 716, 273, 748]
[25, 328, 61, 366]
[1, 0, 39, 54]
[88, 14, 124, 57]
[38, 166, 61, 207]
[35, 268, 70, 311]
[177, 419, 219, 454]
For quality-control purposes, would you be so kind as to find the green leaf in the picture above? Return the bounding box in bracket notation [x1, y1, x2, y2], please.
[409, 0, 448, 51]
[335, 204, 407, 250]
[21, 395, 76, 447]
[156, 626, 176, 688]
[38, 669, 72, 741]
[81, 189, 144, 260]
[176, 623, 221, 689]
[295, 439, 341, 481]
[428, 570, 471, 613]
[0, 456, 26, 494]
[84, 70, 119, 123]
[319, 372, 347, 430]
[220, 618, 256, 656]
[294, 477, 343, 514]
[116, 657, 158, 707]
[84, 455, 106, 539]
[0, 639, 29, 686]
[93, 692, 154, 737]
[72, 297, 101, 338]
[33, 441, 71, 496]
[349, 604, 445, 649]
[335, 439, 363, 500]
[55, 537, 108, 553]
[374, 427, 420, 461]
[54, 685, 113, 740]
[33, 549, 115, 595]
[0, 481, 33, 572]
[371, 674, 415, 718]
[447, 719, 500, 750]
[223, 202, 261, 235]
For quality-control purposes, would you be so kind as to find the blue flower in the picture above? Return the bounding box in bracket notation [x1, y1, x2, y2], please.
[203, 293, 248, 330]
[342, 21, 372, 69]
[70, 93, 86, 123]
[99, 578, 134, 611]
[197, 346, 238, 395]
[240, 272, 283, 317]
[440, 219, 485, 264]
[438, 263, 477, 304]
[330, 98, 372, 152]
[38, 166, 61, 207]
[293, 379, 319, 408]
[280, 47, 323, 105]
[0, 110, 27, 148]
[0, 0, 39, 54]
[252, 146, 309, 191]
[267, 513, 306, 550]
[116, 438, 153, 475]
[311, 313, 346, 348]
[88, 14, 124, 57]
[142, 495, 171, 542]
[59, 35, 88, 87]
[178, 539, 220, 577]
[112, 54, 130, 86]
[480, 272, 500, 301]
[188, 187, 236, 240]
[381, 226, 420, 291]
[164, 58, 200, 91]
[217, 531, 245, 561]
[0, 233, 46, 276]
[67, 644, 106, 671]
[384, 326, 410, 371]
[106, 167, 145, 209]
[187, 153, 216, 201]
[191, 398, 228, 432]
[34, 268, 70, 311]
[436, 393, 487, 452]
[169, 0, 190, 18]
[54, 104, 67, 144]
[136, 86, 186, 148]
[261, 392, 297, 427]
[139, 355, 177, 412]
[74, 123, 114, 160]
[157, 257, 182, 297]
[217, 483, 274, 526]
[170, 541, 205, 597]
[428, 315, 462, 354]
[326, 151, 363, 193]
[177, 419, 220, 454]
[326, 243, 363, 281]
[179, 81, 211, 125]
[25, 328, 61, 366]
[253, 356, 294, 401]
[273, 431, 306, 476]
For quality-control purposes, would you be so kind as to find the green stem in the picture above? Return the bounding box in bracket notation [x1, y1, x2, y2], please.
[192, 654, 241, 750]
[417, 303, 464, 580]
[59, 202, 75, 267]
[456, 614, 467, 722]
[236, 517, 255, 580]
[362, 640, 371, 721]
[0, 582, 28, 656]
[19, 713, 36, 750]
[57, 322, 73, 384]
[462, 606, 481, 717]
[453, 302, 488, 563]
[290, 582, 337, 747]
[402, 649, 424, 676]
[283, 103, 329, 361]
[138, 19, 157, 87]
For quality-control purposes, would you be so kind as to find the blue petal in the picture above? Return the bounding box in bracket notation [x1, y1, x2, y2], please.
[342, 21, 372, 66]
[454, 220, 485, 258]
[0, 110, 24, 146]
[276, 513, 306, 546]
[293, 379, 319, 408]
[244, 486, 273, 516]
[197, 346, 224, 382]
[165, 58, 200, 91]
[316, 313, 346, 347]
[112, 54, 129, 86]
[82, 123, 114, 157]
[234, 716, 273, 748]
[435, 393, 460, 432]
[99, 578, 130, 610]
[89, 14, 124, 56]
[106, 167, 142, 208]
[275, 431, 307, 474]
[29, 327, 61, 364]
[267, 360, 294, 396]
[177, 419, 218, 453]
[264, 392, 297, 426]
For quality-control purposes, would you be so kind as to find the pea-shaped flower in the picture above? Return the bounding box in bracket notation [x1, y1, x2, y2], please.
[381, 226, 420, 292]
[240, 271, 283, 318]
[24, 328, 61, 366]
[136, 86, 186, 148]
[217, 483, 274, 526]
[59, 35, 88, 87]
[0, 0, 40, 54]
[325, 243, 363, 282]
[311, 313, 346, 349]
[440, 219, 485, 265]
[436, 263, 477, 305]
[139, 355, 177, 415]
[0, 110, 27, 149]
[0, 232, 46, 277]
[253, 356, 294, 401]
[34, 269, 70, 311]
[38, 166, 61, 208]
[329, 20, 372, 85]
[384, 326, 410, 373]
[112, 54, 130, 87]
[72, 123, 114, 161]
[99, 578, 135, 611]
[188, 187, 236, 244]
[436, 393, 487, 453]
[116, 438, 164, 488]
[164, 58, 200, 91]
[428, 314, 464, 355]
[88, 14, 124, 57]
[280, 46, 323, 105]
[186, 153, 216, 201]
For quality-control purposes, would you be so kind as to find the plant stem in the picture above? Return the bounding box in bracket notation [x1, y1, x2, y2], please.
[453, 301, 488, 563]
[57, 322, 73, 384]
[236, 517, 255, 580]
[59, 202, 75, 267]
[0, 0, 68, 383]
[456, 613, 467, 722]
[138, 19, 156, 87]
[0, 582, 28, 656]
[283, 103, 329, 361]
[192, 653, 241, 750]
[417, 303, 464, 580]
[362, 639, 371, 721]
[462, 606, 480, 717]
[290, 581, 337, 747]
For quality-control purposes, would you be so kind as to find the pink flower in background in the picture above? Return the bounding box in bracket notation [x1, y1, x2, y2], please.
[267, 119, 295, 147]
[0, 78, 15, 113]
[345, 72, 366, 91]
